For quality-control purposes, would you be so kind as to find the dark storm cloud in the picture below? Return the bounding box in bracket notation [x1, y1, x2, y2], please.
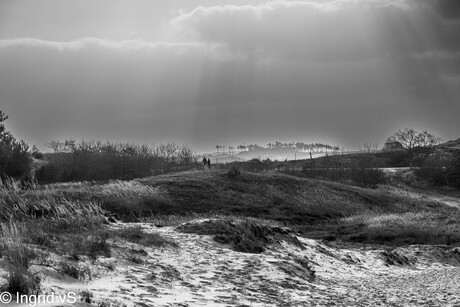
[433, 0, 460, 19]
[172, 0, 460, 60]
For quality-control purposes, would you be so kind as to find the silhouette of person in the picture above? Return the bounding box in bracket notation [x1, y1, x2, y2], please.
[202, 157, 207, 166]
[207, 158, 211, 167]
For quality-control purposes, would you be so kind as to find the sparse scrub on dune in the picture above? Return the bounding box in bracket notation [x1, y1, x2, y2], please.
[177, 218, 303, 253]
[60, 261, 93, 281]
[67, 231, 112, 259]
[116, 225, 178, 248]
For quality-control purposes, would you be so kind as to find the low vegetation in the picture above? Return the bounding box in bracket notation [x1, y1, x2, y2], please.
[0, 221, 41, 295]
[177, 218, 302, 253]
[60, 261, 93, 281]
[116, 225, 178, 248]
[0, 111, 34, 182]
[36, 140, 198, 183]
[414, 153, 460, 189]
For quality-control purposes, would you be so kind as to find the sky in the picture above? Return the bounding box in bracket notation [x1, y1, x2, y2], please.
[1, 0, 459, 153]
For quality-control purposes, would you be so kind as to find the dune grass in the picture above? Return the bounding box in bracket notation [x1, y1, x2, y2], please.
[0, 221, 42, 295]
[115, 225, 178, 248]
[177, 217, 302, 253]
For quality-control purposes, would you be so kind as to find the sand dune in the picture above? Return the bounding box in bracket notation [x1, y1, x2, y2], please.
[3, 219, 459, 306]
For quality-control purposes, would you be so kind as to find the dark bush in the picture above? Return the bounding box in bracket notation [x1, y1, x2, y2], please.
[227, 165, 241, 179]
[415, 153, 460, 189]
[0, 111, 33, 181]
[415, 167, 448, 186]
[447, 153, 460, 189]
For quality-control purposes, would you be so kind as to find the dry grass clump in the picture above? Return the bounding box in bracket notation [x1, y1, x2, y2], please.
[67, 231, 112, 260]
[278, 257, 316, 283]
[0, 221, 41, 295]
[177, 218, 302, 253]
[116, 225, 178, 248]
[60, 261, 93, 281]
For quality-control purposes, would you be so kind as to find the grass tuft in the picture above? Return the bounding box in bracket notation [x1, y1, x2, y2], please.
[0, 221, 41, 295]
[116, 225, 178, 248]
[177, 218, 303, 253]
[60, 261, 93, 281]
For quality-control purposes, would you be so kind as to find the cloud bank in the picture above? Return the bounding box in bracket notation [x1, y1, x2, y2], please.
[172, 0, 460, 61]
[0, 0, 459, 151]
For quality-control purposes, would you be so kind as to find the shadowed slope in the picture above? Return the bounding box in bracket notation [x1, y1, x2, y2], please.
[136, 170, 448, 222]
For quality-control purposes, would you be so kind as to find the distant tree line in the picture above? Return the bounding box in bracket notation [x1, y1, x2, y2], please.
[216, 141, 339, 154]
[37, 140, 197, 183]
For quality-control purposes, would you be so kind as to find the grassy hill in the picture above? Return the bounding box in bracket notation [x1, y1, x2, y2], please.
[22, 169, 449, 245]
[1, 167, 460, 302]
[2, 169, 460, 247]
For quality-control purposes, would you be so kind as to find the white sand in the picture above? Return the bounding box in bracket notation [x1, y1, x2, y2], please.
[2, 220, 460, 306]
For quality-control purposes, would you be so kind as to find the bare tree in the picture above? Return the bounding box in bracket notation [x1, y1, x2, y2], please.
[386, 128, 442, 167]
[46, 140, 64, 153]
[177, 144, 194, 165]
